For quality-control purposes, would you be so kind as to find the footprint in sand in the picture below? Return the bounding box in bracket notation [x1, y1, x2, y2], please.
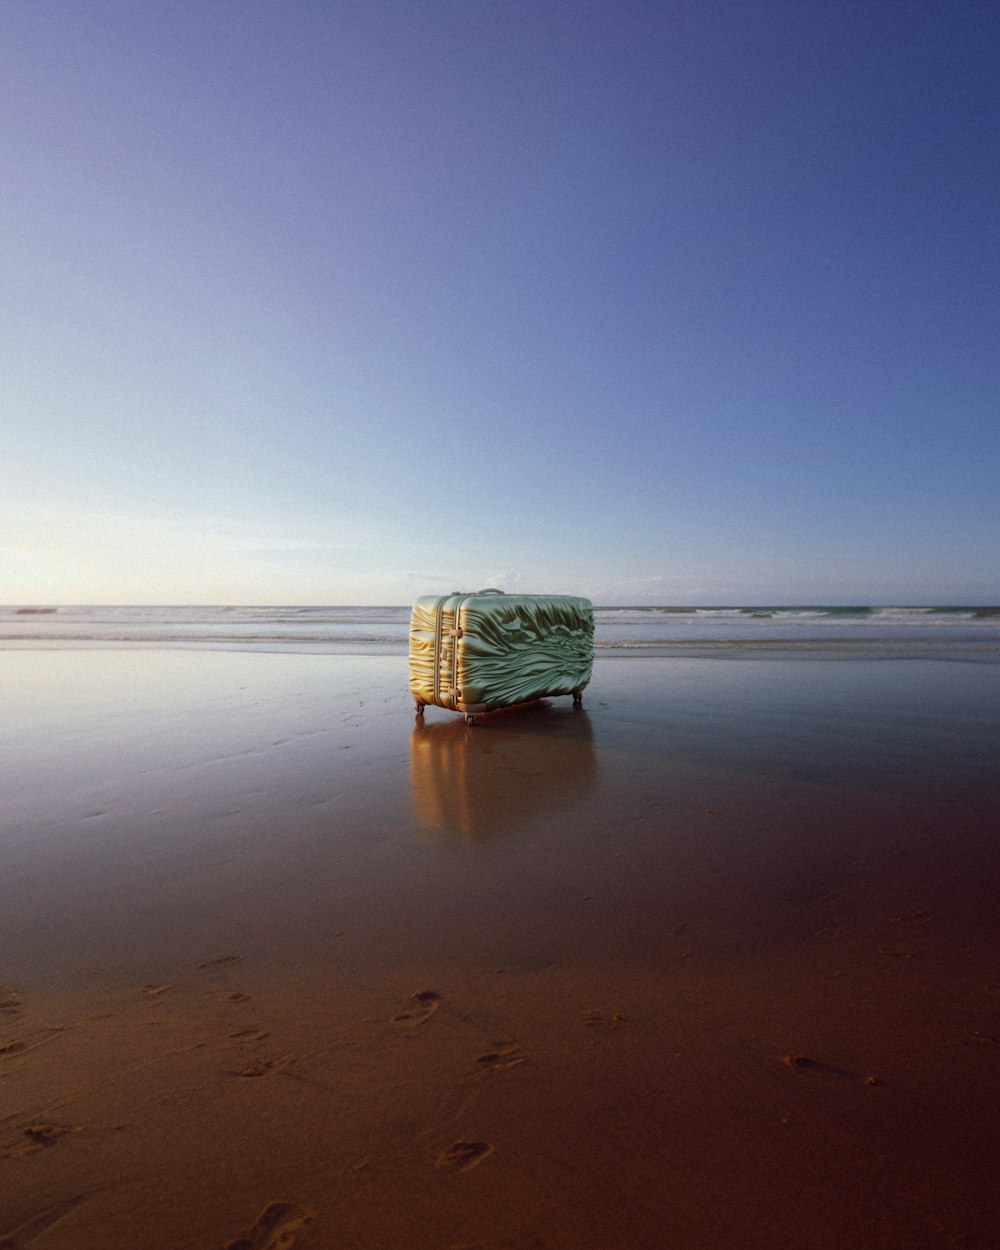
[230, 1029, 271, 1044]
[435, 1141, 494, 1173]
[389, 990, 440, 1027]
[781, 1054, 881, 1084]
[0, 986, 22, 1015]
[199, 956, 244, 970]
[237, 1055, 295, 1079]
[0, 1123, 79, 1161]
[579, 1009, 626, 1027]
[141, 983, 174, 997]
[224, 1201, 316, 1250]
[476, 1044, 527, 1071]
[964, 1030, 1000, 1049]
[0, 1029, 66, 1060]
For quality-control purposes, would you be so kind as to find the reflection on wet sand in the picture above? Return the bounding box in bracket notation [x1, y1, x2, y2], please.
[5, 652, 1000, 1250]
[410, 702, 596, 840]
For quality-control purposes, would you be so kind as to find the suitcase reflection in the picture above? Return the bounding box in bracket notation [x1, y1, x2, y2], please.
[410, 702, 596, 840]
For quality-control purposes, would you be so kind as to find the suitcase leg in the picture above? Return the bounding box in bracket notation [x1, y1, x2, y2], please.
[572, 689, 583, 706]
[464, 713, 476, 726]
[414, 699, 425, 717]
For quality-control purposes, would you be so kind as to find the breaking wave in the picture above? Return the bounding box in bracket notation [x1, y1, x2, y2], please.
[2, 602, 999, 655]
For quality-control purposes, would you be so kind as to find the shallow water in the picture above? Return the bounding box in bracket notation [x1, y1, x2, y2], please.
[3, 601, 1000, 657]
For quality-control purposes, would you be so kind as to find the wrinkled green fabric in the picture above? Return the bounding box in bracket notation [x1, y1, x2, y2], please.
[409, 593, 594, 712]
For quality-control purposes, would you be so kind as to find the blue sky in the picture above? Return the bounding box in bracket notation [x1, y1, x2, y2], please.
[3, 0, 998, 605]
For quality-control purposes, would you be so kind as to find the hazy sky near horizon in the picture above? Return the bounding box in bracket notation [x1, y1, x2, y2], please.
[3, 0, 998, 606]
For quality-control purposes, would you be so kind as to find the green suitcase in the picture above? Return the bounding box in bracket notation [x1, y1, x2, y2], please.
[409, 590, 594, 724]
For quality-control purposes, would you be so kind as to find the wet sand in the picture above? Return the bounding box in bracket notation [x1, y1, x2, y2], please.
[2, 649, 999, 1249]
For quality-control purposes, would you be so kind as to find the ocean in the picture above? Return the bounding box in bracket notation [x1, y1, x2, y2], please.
[2, 603, 999, 658]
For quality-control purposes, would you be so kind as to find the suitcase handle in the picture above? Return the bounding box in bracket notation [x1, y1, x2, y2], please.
[474, 588, 504, 594]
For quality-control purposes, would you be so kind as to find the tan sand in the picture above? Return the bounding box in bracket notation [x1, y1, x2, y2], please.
[1, 649, 999, 1249]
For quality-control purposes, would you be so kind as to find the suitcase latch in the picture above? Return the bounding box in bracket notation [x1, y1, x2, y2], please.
[449, 627, 463, 638]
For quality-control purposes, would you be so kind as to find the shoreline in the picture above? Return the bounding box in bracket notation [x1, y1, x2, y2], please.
[3, 637, 1000, 661]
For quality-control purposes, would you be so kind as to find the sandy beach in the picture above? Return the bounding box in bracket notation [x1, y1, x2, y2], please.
[2, 648, 999, 1249]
